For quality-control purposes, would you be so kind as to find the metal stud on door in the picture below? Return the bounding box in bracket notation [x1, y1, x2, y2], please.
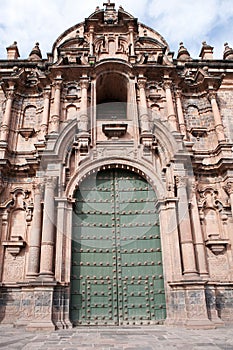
[70, 169, 166, 326]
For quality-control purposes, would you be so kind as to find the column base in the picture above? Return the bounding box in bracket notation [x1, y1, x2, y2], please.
[25, 273, 39, 281]
[26, 321, 55, 332]
[185, 318, 216, 329]
[211, 317, 225, 327]
[37, 273, 55, 282]
[183, 273, 200, 280]
[164, 318, 216, 329]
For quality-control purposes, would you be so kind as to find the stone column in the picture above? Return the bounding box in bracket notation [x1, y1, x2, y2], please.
[158, 199, 182, 281]
[175, 89, 187, 139]
[137, 76, 150, 132]
[26, 182, 42, 279]
[89, 26, 94, 56]
[0, 83, 15, 143]
[55, 198, 67, 282]
[91, 79, 96, 145]
[129, 26, 135, 56]
[39, 87, 51, 140]
[176, 176, 198, 276]
[128, 76, 139, 144]
[78, 76, 90, 132]
[209, 90, 225, 142]
[164, 77, 178, 132]
[39, 177, 57, 280]
[190, 181, 209, 277]
[49, 78, 62, 133]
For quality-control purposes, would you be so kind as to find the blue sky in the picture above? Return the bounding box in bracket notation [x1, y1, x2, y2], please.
[0, 0, 232, 60]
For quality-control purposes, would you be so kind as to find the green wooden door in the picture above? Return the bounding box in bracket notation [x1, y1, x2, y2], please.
[70, 169, 166, 326]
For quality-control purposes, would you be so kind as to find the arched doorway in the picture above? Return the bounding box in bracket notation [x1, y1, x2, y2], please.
[70, 168, 166, 326]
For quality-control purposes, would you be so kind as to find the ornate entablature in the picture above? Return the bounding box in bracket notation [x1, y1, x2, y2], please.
[1, 1, 233, 331]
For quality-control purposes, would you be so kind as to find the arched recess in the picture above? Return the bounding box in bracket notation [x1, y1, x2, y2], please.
[70, 166, 166, 326]
[66, 104, 77, 121]
[42, 114, 181, 193]
[96, 72, 128, 120]
[23, 105, 37, 128]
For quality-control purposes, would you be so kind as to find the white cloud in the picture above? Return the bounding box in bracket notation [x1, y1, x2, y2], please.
[146, 0, 233, 58]
[0, 0, 232, 59]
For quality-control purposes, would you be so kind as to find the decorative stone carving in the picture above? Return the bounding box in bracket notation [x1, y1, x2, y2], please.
[175, 175, 187, 189]
[2, 237, 26, 257]
[74, 132, 90, 154]
[199, 187, 229, 254]
[205, 239, 228, 255]
[2, 188, 31, 257]
[140, 132, 157, 150]
[19, 128, 35, 140]
[102, 123, 128, 138]
[224, 181, 233, 195]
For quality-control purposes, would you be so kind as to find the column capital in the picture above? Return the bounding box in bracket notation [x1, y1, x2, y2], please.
[33, 181, 42, 194]
[175, 89, 182, 99]
[53, 79, 63, 90]
[80, 77, 90, 90]
[163, 79, 173, 90]
[175, 175, 187, 189]
[137, 76, 147, 89]
[44, 176, 57, 190]
[43, 87, 51, 98]
[208, 89, 217, 101]
[6, 86, 15, 99]
[190, 179, 199, 194]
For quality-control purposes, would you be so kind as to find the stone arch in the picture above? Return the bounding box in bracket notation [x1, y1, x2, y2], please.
[9, 208, 27, 240]
[150, 103, 161, 119]
[66, 104, 77, 121]
[23, 105, 37, 128]
[65, 158, 166, 200]
[96, 71, 128, 104]
[186, 104, 200, 125]
[41, 112, 182, 181]
[67, 86, 78, 96]
[96, 72, 128, 120]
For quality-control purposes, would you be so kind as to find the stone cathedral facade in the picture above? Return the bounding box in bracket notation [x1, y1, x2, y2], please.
[0, 2, 233, 330]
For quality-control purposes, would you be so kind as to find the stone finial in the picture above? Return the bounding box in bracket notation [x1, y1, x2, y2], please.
[95, 6, 100, 11]
[177, 42, 191, 61]
[6, 41, 20, 60]
[223, 42, 233, 60]
[104, 1, 115, 11]
[199, 41, 214, 60]
[28, 42, 42, 61]
[103, 1, 117, 24]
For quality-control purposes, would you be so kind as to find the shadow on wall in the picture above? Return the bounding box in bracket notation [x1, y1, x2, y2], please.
[216, 290, 225, 319]
[205, 286, 225, 320]
[0, 289, 14, 323]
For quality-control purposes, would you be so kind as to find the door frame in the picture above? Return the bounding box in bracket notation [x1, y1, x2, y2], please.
[70, 168, 166, 325]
